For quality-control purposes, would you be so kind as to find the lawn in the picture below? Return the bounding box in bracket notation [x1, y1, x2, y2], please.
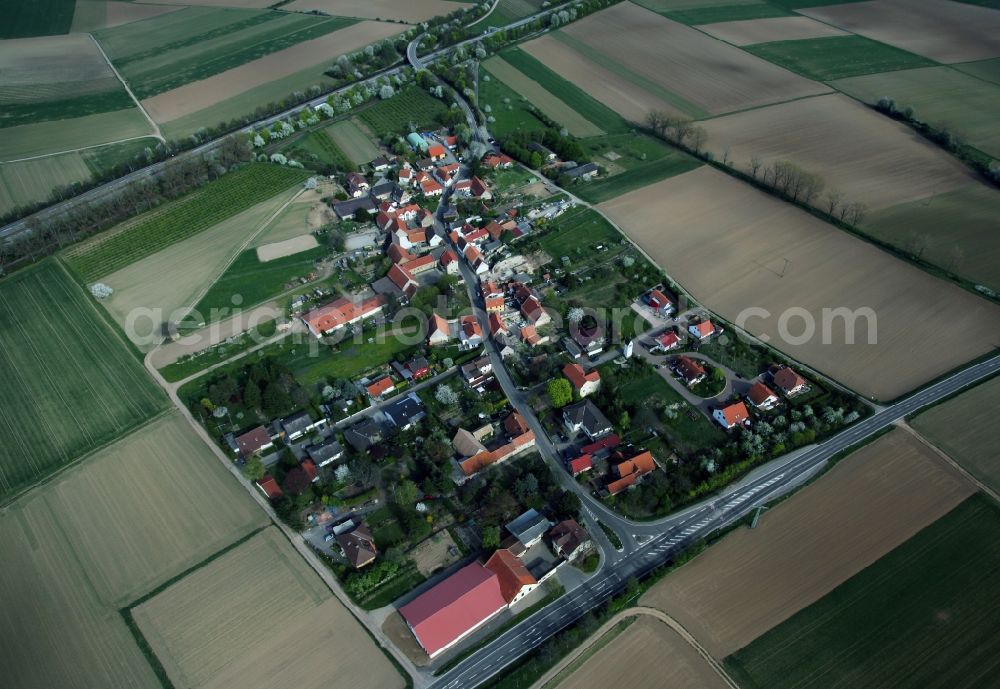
[573, 133, 702, 204]
[536, 207, 623, 268]
[283, 125, 355, 171]
[744, 35, 938, 82]
[326, 119, 380, 165]
[358, 85, 449, 138]
[480, 66, 548, 138]
[0, 0, 74, 38]
[63, 163, 309, 281]
[184, 245, 327, 327]
[725, 493, 1000, 689]
[0, 260, 167, 503]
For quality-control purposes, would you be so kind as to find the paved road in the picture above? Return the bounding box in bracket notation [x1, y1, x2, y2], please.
[431, 353, 1000, 689]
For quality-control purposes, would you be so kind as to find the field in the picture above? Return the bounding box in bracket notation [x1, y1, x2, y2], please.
[954, 57, 1000, 86]
[800, 0, 1000, 64]
[640, 429, 976, 659]
[95, 7, 357, 100]
[725, 493, 1000, 689]
[0, 152, 92, 216]
[699, 93, 974, 212]
[0, 0, 75, 38]
[141, 20, 400, 124]
[283, 0, 471, 23]
[473, 0, 543, 29]
[531, 3, 829, 118]
[480, 64, 548, 137]
[697, 16, 848, 46]
[132, 527, 405, 689]
[831, 65, 1000, 158]
[599, 166, 1000, 400]
[252, 186, 334, 246]
[358, 85, 449, 137]
[99, 183, 303, 347]
[554, 615, 730, 689]
[0, 409, 267, 689]
[744, 35, 937, 81]
[63, 164, 309, 281]
[654, 2, 793, 25]
[483, 56, 605, 137]
[70, 1, 183, 32]
[326, 119, 381, 165]
[257, 234, 319, 261]
[0, 107, 154, 161]
[284, 127, 355, 170]
[911, 375, 1000, 494]
[574, 133, 702, 203]
[0, 260, 167, 502]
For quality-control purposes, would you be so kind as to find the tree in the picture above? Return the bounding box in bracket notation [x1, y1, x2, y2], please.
[348, 457, 376, 486]
[529, 151, 543, 169]
[619, 411, 631, 431]
[243, 380, 261, 410]
[548, 378, 573, 408]
[481, 524, 501, 550]
[263, 383, 289, 416]
[567, 307, 585, 325]
[242, 456, 265, 481]
[282, 467, 312, 496]
[514, 474, 539, 504]
[394, 479, 419, 505]
[435, 384, 459, 406]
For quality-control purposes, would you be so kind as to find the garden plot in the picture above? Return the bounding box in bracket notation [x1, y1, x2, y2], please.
[326, 119, 380, 165]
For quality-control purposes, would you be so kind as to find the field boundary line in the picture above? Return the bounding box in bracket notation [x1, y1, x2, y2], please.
[895, 421, 1000, 504]
[530, 607, 740, 689]
[88, 33, 164, 143]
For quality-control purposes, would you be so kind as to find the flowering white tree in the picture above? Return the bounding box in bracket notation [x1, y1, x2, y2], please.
[335, 464, 351, 482]
[270, 153, 288, 165]
[252, 134, 265, 147]
[90, 283, 113, 299]
[435, 384, 459, 406]
[567, 307, 585, 324]
[379, 84, 395, 99]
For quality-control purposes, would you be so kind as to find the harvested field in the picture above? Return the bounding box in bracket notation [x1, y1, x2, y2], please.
[725, 493, 1000, 689]
[545, 3, 829, 116]
[142, 20, 401, 123]
[911, 375, 1000, 495]
[554, 615, 730, 689]
[800, 0, 1000, 64]
[0, 107, 153, 161]
[832, 65, 1000, 158]
[0, 152, 92, 216]
[640, 429, 976, 659]
[697, 16, 848, 46]
[411, 530, 462, 576]
[100, 184, 301, 348]
[283, 0, 471, 23]
[700, 93, 973, 211]
[150, 302, 284, 369]
[133, 527, 405, 689]
[0, 260, 166, 502]
[483, 56, 605, 137]
[256, 234, 319, 261]
[326, 119, 380, 165]
[599, 166, 1000, 400]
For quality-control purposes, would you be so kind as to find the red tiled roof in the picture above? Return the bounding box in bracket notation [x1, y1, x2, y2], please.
[459, 430, 535, 476]
[461, 315, 482, 338]
[236, 426, 271, 455]
[429, 313, 450, 339]
[569, 455, 593, 475]
[407, 254, 436, 272]
[563, 363, 600, 391]
[366, 376, 394, 398]
[504, 412, 529, 437]
[388, 263, 416, 291]
[427, 143, 446, 158]
[464, 227, 489, 243]
[484, 549, 537, 604]
[488, 312, 507, 336]
[656, 331, 680, 349]
[649, 289, 670, 307]
[748, 382, 777, 407]
[388, 244, 414, 264]
[774, 367, 807, 393]
[464, 245, 481, 263]
[615, 450, 656, 477]
[521, 325, 540, 345]
[399, 563, 506, 657]
[581, 434, 620, 455]
[718, 401, 750, 427]
[257, 475, 283, 499]
[439, 249, 458, 266]
[677, 356, 706, 383]
[303, 295, 385, 334]
[521, 296, 545, 322]
[301, 458, 318, 482]
[691, 321, 714, 338]
[607, 473, 638, 495]
[485, 295, 505, 311]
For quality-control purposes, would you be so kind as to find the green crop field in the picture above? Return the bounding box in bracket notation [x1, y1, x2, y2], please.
[186, 245, 327, 325]
[95, 7, 356, 99]
[0, 108, 154, 161]
[0, 152, 92, 218]
[574, 133, 702, 204]
[954, 58, 1000, 86]
[480, 66, 548, 137]
[745, 35, 938, 82]
[725, 493, 1000, 689]
[911, 376, 1000, 494]
[0, 260, 167, 503]
[475, 0, 543, 29]
[63, 164, 309, 281]
[0, 0, 74, 38]
[283, 127, 355, 171]
[662, 2, 792, 24]
[326, 119, 380, 165]
[358, 86, 449, 138]
[0, 90, 134, 129]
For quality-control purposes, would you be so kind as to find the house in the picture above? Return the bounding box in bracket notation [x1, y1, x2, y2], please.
[607, 451, 658, 496]
[484, 549, 538, 605]
[398, 165, 414, 186]
[458, 429, 535, 477]
[385, 392, 426, 430]
[332, 196, 377, 220]
[482, 153, 514, 169]
[399, 563, 507, 658]
[388, 264, 419, 299]
[301, 458, 319, 482]
[773, 366, 808, 397]
[570, 324, 603, 357]
[688, 320, 715, 340]
[520, 295, 550, 326]
[676, 356, 707, 387]
[452, 428, 487, 458]
[346, 172, 369, 197]
[505, 508, 553, 549]
[547, 519, 592, 560]
[366, 376, 395, 400]
[713, 401, 751, 430]
[427, 143, 447, 161]
[459, 315, 483, 350]
[563, 363, 601, 398]
[468, 176, 491, 200]
[646, 289, 674, 316]
[370, 179, 400, 201]
[407, 356, 431, 380]
[302, 294, 386, 337]
[370, 156, 392, 172]
[279, 410, 321, 441]
[654, 331, 680, 352]
[443, 134, 458, 148]
[563, 400, 613, 440]
[306, 437, 344, 467]
[504, 412, 530, 437]
[256, 475, 282, 500]
[568, 454, 593, 477]
[439, 249, 460, 274]
[435, 163, 460, 186]
[345, 418, 383, 452]
[561, 162, 599, 181]
[419, 176, 444, 197]
[488, 312, 507, 338]
[337, 522, 377, 568]
[235, 426, 273, 457]
[461, 356, 492, 388]
[528, 142, 557, 161]
[427, 313, 453, 346]
[520, 325, 544, 347]
[484, 294, 505, 313]
[747, 382, 779, 410]
[387, 244, 415, 265]
[581, 434, 620, 456]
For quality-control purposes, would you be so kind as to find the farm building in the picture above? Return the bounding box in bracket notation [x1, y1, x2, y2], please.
[301, 294, 386, 336]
